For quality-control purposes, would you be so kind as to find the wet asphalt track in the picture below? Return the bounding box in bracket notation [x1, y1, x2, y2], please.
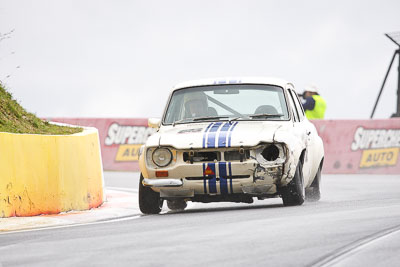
[1, 172, 399, 267]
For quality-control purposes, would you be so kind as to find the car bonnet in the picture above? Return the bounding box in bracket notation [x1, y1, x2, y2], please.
[156, 121, 285, 149]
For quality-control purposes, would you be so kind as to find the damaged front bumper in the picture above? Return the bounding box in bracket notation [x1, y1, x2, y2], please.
[142, 178, 183, 187]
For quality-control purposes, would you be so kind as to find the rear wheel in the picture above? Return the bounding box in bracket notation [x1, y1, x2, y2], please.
[281, 160, 305, 206]
[305, 165, 321, 202]
[139, 174, 163, 214]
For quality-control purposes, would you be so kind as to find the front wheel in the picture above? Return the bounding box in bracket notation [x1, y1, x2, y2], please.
[281, 160, 305, 206]
[139, 174, 163, 214]
[305, 164, 321, 202]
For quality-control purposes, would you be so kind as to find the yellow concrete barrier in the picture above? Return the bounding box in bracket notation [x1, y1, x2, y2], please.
[0, 127, 105, 217]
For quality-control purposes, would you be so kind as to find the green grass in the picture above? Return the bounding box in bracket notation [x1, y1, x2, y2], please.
[0, 83, 82, 135]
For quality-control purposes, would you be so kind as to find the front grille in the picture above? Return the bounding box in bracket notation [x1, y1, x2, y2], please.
[183, 151, 221, 162]
[224, 150, 250, 161]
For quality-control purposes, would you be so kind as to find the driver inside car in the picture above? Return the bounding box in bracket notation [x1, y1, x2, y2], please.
[184, 92, 209, 118]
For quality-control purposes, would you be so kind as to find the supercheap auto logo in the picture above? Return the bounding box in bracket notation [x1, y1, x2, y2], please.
[105, 123, 156, 162]
[351, 127, 400, 168]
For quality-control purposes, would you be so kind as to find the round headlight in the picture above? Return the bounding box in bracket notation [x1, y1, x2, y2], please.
[152, 148, 172, 167]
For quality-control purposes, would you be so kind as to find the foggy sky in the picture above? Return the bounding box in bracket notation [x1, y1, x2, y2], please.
[1, 0, 400, 119]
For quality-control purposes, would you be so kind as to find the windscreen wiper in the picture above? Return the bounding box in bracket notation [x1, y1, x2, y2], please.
[192, 116, 229, 121]
[172, 116, 229, 126]
[172, 118, 194, 126]
[229, 116, 251, 122]
[249, 113, 284, 119]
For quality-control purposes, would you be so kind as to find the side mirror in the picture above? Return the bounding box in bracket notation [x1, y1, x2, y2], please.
[148, 118, 161, 128]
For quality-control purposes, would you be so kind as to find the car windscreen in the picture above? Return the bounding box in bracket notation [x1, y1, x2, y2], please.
[163, 84, 289, 125]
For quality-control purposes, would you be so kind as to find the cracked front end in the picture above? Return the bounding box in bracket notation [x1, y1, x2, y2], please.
[139, 143, 289, 200]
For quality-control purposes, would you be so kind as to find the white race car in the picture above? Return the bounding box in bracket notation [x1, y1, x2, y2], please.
[139, 77, 324, 214]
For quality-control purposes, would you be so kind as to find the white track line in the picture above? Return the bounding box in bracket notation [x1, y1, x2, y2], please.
[311, 224, 400, 267]
[0, 215, 141, 235]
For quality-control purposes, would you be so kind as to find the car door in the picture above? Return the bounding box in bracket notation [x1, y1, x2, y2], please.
[292, 90, 321, 185]
[287, 87, 313, 185]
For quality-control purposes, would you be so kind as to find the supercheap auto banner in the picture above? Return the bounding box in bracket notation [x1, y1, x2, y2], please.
[49, 118, 156, 171]
[312, 119, 400, 174]
[49, 118, 400, 174]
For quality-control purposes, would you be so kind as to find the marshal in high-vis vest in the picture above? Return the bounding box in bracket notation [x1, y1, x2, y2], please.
[301, 84, 327, 119]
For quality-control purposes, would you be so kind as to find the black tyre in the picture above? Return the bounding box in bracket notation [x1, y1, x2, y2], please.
[139, 174, 163, 214]
[305, 164, 321, 202]
[281, 160, 305, 206]
[166, 199, 187, 211]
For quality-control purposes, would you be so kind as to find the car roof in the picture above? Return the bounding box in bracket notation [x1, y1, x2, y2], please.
[172, 77, 294, 91]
